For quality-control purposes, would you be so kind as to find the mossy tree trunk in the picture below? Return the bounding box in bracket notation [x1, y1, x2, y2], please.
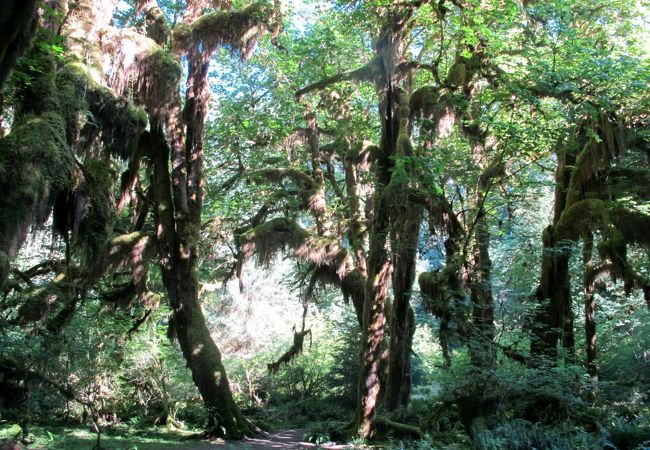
[531, 146, 576, 361]
[355, 105, 397, 439]
[143, 0, 276, 438]
[385, 94, 420, 411]
[468, 206, 496, 369]
[149, 124, 252, 438]
[582, 233, 598, 379]
[467, 160, 498, 370]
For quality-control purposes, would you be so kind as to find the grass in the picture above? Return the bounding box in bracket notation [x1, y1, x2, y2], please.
[0, 423, 211, 450]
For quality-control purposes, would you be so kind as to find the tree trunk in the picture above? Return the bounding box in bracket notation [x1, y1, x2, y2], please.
[355, 207, 392, 438]
[149, 123, 251, 438]
[469, 208, 496, 369]
[354, 72, 399, 440]
[531, 146, 575, 362]
[583, 234, 598, 379]
[385, 93, 420, 411]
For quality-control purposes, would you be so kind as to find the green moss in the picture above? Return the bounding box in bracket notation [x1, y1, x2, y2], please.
[0, 112, 73, 257]
[172, 22, 192, 52]
[418, 271, 447, 316]
[409, 86, 438, 117]
[447, 62, 466, 88]
[139, 48, 181, 114]
[175, 3, 272, 57]
[76, 158, 115, 271]
[555, 199, 609, 241]
[238, 217, 309, 266]
[56, 61, 148, 160]
[611, 204, 650, 246]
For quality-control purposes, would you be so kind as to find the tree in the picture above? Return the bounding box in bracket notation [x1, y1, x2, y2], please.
[0, 0, 280, 438]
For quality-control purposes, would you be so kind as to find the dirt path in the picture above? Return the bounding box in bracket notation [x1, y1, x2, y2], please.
[187, 428, 355, 449]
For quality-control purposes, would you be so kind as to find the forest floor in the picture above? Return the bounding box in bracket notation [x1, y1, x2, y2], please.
[189, 428, 359, 449]
[0, 425, 370, 449]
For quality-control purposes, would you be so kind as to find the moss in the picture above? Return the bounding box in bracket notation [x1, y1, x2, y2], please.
[611, 204, 650, 246]
[17, 275, 67, 324]
[607, 167, 650, 200]
[418, 271, 447, 316]
[171, 22, 192, 52]
[447, 62, 466, 88]
[56, 61, 148, 160]
[75, 158, 115, 272]
[0, 112, 73, 259]
[409, 86, 438, 118]
[555, 199, 609, 241]
[175, 2, 273, 58]
[137, 48, 181, 116]
[238, 217, 309, 266]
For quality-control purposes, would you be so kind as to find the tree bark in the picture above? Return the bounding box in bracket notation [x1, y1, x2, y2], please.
[149, 126, 251, 438]
[583, 234, 598, 379]
[468, 207, 496, 369]
[354, 69, 399, 440]
[531, 146, 575, 362]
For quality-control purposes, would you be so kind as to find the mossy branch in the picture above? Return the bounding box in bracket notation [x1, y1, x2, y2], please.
[295, 58, 381, 98]
[173, 2, 277, 59]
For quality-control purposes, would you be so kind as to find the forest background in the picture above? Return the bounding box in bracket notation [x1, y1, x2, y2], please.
[0, 0, 649, 448]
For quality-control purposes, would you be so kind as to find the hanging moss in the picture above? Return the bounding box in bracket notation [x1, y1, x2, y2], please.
[0, 112, 73, 264]
[409, 86, 438, 118]
[418, 271, 447, 317]
[253, 168, 324, 214]
[137, 48, 181, 116]
[16, 274, 67, 324]
[173, 2, 275, 59]
[144, 5, 171, 47]
[237, 217, 309, 266]
[611, 205, 650, 246]
[56, 61, 148, 160]
[555, 199, 609, 241]
[345, 141, 377, 169]
[446, 62, 467, 88]
[606, 167, 650, 200]
[99, 30, 181, 117]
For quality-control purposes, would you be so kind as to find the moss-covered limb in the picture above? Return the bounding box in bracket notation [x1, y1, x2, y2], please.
[237, 217, 309, 267]
[99, 29, 181, 118]
[565, 113, 624, 207]
[554, 199, 610, 241]
[0, 111, 73, 290]
[0, 0, 38, 89]
[56, 61, 148, 159]
[144, 4, 172, 47]
[295, 58, 382, 98]
[409, 85, 438, 118]
[252, 168, 325, 214]
[606, 167, 650, 200]
[173, 2, 276, 59]
[267, 328, 312, 374]
[610, 204, 650, 247]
